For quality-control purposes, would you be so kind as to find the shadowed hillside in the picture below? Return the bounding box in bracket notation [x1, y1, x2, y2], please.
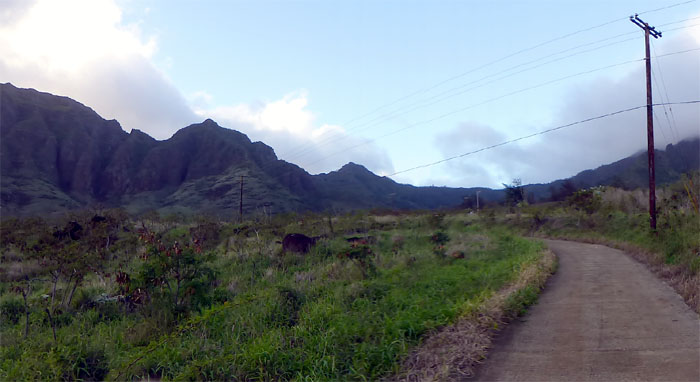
[1, 83, 499, 216]
[1, 83, 697, 217]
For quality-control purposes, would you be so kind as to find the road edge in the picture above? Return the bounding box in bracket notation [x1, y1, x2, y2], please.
[534, 233, 699, 314]
[389, 246, 557, 382]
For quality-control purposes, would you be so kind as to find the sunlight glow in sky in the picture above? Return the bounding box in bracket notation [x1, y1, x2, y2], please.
[1, 0, 698, 188]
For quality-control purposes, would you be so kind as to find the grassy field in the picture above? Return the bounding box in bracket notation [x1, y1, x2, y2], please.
[0, 210, 547, 380]
[5, 175, 694, 380]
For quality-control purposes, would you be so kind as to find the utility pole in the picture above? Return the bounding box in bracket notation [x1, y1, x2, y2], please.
[239, 175, 244, 223]
[476, 190, 481, 212]
[630, 14, 662, 230]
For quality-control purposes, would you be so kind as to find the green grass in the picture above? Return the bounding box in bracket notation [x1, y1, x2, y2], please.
[0, 212, 543, 381]
[518, 206, 699, 275]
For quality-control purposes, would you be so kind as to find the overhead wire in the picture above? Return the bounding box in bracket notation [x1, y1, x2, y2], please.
[251, 1, 700, 181]
[283, 20, 700, 166]
[302, 57, 646, 168]
[637, 0, 698, 15]
[651, 39, 682, 141]
[278, 3, 699, 164]
[341, 0, 697, 130]
[299, 46, 700, 169]
[388, 101, 700, 177]
[284, 32, 643, 164]
[342, 0, 697, 128]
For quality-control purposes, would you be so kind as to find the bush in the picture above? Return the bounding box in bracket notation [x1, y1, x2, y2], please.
[568, 188, 603, 215]
[430, 231, 450, 246]
[0, 295, 24, 325]
[52, 341, 109, 381]
[134, 229, 216, 314]
[71, 286, 104, 311]
[338, 243, 377, 278]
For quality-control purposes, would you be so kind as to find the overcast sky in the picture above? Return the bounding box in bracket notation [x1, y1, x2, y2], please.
[1, 0, 698, 188]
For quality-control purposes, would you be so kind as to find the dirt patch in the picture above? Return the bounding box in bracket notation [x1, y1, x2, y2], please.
[388, 249, 557, 381]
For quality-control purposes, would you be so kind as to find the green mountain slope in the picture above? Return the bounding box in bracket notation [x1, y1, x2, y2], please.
[1, 83, 697, 217]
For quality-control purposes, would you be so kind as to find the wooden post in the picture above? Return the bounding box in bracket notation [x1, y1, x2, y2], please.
[631, 14, 661, 230]
[239, 175, 244, 223]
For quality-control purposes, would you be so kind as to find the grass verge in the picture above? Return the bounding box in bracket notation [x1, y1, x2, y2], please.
[391, 247, 557, 381]
[534, 232, 699, 313]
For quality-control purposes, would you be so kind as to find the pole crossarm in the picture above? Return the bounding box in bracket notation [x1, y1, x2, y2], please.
[631, 14, 663, 38]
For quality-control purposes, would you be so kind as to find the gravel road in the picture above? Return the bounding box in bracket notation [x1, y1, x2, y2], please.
[472, 239, 700, 381]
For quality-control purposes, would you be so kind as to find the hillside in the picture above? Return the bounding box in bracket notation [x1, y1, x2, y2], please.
[525, 138, 700, 201]
[1, 83, 697, 217]
[1, 83, 499, 217]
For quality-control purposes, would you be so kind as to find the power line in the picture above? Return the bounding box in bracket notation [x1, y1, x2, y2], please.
[342, 0, 697, 130]
[342, 37, 640, 132]
[637, 0, 698, 16]
[336, 22, 700, 140]
[388, 101, 700, 177]
[302, 58, 645, 167]
[280, 3, 700, 164]
[282, 21, 699, 165]
[651, 39, 681, 141]
[254, 5, 700, 176]
[284, 33, 643, 163]
[300, 47, 700, 168]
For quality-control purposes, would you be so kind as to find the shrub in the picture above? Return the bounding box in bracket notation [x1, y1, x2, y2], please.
[430, 231, 450, 246]
[71, 286, 104, 311]
[50, 341, 109, 381]
[338, 243, 377, 278]
[568, 188, 603, 215]
[0, 295, 24, 325]
[428, 213, 445, 229]
[134, 229, 216, 314]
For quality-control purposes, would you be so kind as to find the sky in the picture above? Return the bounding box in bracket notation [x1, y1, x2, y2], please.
[1, 0, 699, 189]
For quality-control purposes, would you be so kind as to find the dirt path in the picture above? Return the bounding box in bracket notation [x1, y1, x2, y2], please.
[472, 239, 700, 381]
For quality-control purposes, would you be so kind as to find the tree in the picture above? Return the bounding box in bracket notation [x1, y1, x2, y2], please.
[549, 179, 578, 202]
[504, 178, 524, 209]
[568, 188, 603, 215]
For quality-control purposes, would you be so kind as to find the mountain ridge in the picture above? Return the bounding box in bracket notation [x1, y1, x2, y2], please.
[1, 83, 698, 217]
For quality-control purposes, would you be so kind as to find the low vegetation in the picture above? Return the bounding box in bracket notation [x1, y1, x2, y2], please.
[2, 173, 696, 380]
[0, 208, 547, 380]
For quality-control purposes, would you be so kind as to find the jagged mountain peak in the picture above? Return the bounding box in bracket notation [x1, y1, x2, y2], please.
[337, 162, 373, 175]
[2, 83, 697, 217]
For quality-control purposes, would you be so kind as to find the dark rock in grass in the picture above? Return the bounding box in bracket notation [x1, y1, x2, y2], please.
[345, 236, 376, 245]
[450, 251, 465, 259]
[282, 233, 318, 254]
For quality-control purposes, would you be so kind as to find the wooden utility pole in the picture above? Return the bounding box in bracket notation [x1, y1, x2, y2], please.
[631, 14, 662, 230]
[476, 190, 481, 212]
[239, 175, 244, 223]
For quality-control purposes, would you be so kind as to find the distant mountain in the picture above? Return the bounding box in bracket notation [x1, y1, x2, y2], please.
[1, 83, 697, 217]
[524, 138, 700, 201]
[0, 83, 500, 217]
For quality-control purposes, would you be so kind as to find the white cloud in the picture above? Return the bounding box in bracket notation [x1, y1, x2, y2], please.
[199, 91, 395, 175]
[0, 0, 198, 139]
[434, 29, 700, 189]
[0, 0, 391, 175]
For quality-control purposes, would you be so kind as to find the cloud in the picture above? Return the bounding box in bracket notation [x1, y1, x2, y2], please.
[434, 27, 700, 189]
[198, 91, 395, 175]
[0, 0, 391, 175]
[0, 0, 198, 139]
